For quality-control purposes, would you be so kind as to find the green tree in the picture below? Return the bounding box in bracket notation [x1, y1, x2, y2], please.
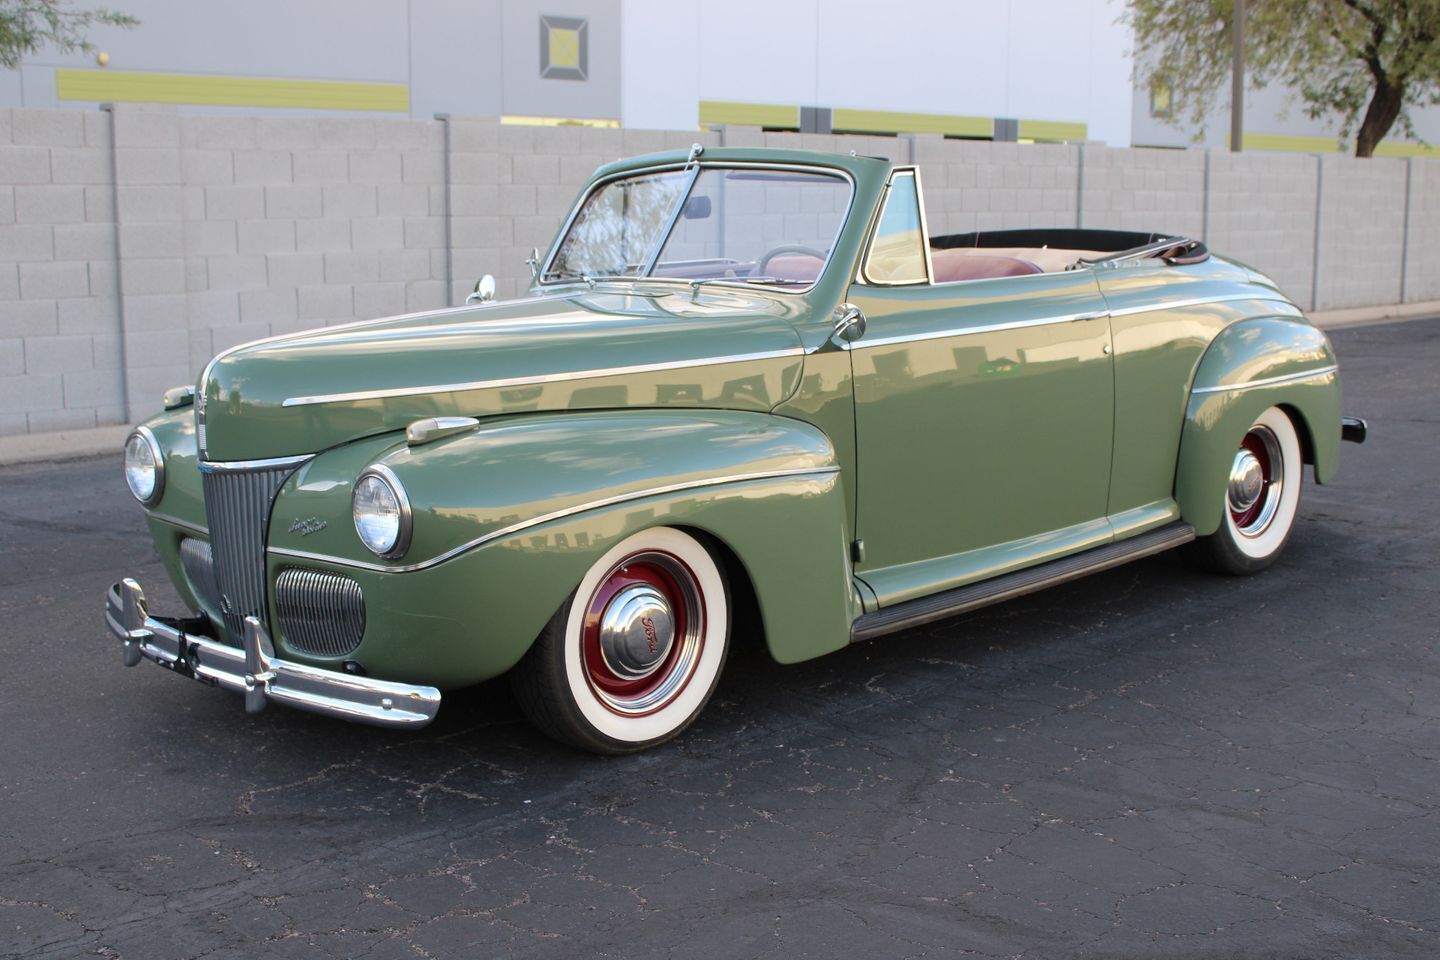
[1126, 0, 1440, 157]
[0, 0, 136, 70]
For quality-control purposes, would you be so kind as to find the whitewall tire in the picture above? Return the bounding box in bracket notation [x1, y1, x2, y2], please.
[1187, 406, 1304, 575]
[511, 527, 730, 753]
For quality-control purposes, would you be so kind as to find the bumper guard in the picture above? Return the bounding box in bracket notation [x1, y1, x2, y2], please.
[105, 578, 441, 728]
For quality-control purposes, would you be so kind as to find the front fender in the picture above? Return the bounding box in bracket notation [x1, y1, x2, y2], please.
[266, 410, 856, 684]
[1175, 317, 1341, 536]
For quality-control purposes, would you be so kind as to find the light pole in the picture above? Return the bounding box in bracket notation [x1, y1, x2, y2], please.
[1231, 0, 1246, 152]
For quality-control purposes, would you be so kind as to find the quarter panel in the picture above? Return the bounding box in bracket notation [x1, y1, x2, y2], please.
[1106, 298, 1304, 517]
[1176, 316, 1341, 536]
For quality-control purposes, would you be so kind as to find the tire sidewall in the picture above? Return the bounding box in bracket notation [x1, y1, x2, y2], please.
[1217, 407, 1303, 566]
[560, 527, 729, 748]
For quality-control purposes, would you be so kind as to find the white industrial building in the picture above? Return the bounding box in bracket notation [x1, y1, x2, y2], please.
[2, 0, 1436, 155]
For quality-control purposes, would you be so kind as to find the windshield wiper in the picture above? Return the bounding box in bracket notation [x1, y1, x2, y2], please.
[687, 276, 809, 295]
[545, 271, 641, 288]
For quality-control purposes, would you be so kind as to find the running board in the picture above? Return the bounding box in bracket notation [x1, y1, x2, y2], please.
[850, 521, 1196, 643]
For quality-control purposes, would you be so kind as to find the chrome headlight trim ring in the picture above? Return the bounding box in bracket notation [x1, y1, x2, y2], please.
[124, 425, 166, 507]
[352, 463, 413, 561]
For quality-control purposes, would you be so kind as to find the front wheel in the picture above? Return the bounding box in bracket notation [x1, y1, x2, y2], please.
[1186, 406, 1304, 576]
[511, 527, 730, 754]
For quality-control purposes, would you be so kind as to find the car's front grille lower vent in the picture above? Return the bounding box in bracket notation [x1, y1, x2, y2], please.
[274, 567, 366, 658]
[178, 536, 223, 623]
[201, 463, 302, 646]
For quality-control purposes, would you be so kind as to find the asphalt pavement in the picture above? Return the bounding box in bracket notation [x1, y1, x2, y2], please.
[1, 318, 1437, 959]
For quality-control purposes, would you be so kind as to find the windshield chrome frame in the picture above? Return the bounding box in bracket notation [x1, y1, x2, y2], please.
[538, 161, 859, 295]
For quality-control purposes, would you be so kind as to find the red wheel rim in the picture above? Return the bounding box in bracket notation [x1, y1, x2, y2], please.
[1227, 425, 1284, 537]
[580, 550, 706, 716]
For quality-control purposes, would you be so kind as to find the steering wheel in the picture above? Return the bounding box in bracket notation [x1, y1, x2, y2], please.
[756, 243, 828, 278]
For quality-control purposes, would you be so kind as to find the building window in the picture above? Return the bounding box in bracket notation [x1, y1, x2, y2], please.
[540, 15, 588, 81]
[1150, 79, 1173, 119]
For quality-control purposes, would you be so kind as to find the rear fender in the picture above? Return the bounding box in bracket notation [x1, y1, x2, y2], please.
[1175, 317, 1341, 536]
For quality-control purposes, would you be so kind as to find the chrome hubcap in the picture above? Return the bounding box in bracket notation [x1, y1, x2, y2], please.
[1228, 450, 1265, 513]
[581, 550, 707, 716]
[597, 583, 675, 680]
[1228, 425, 1284, 538]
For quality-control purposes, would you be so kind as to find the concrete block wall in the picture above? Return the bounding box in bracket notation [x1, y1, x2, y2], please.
[1403, 160, 1440, 304]
[1081, 144, 1207, 240]
[913, 138, 1081, 236]
[1315, 155, 1409, 311]
[1206, 151, 1320, 308]
[1, 104, 1437, 436]
[0, 108, 122, 435]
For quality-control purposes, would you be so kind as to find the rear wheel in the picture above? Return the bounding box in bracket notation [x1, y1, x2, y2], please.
[511, 527, 730, 754]
[1186, 406, 1304, 575]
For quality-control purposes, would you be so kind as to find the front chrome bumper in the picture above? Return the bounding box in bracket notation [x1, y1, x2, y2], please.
[104, 578, 441, 728]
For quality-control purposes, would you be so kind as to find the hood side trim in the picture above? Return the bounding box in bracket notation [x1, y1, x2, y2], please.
[268, 465, 841, 574]
[280, 348, 806, 408]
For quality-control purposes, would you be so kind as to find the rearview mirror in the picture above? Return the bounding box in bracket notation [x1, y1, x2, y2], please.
[466, 274, 496, 304]
[681, 196, 712, 220]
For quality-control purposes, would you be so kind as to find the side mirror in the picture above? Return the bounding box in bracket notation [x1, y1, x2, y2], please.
[466, 274, 496, 304]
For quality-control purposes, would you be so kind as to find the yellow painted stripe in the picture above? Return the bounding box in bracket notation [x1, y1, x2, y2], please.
[1019, 119, 1087, 142]
[56, 68, 408, 113]
[501, 115, 620, 128]
[1235, 132, 1344, 153]
[833, 108, 991, 138]
[699, 100, 799, 129]
[1375, 140, 1440, 158]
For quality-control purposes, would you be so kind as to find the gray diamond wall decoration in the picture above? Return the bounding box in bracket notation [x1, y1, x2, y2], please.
[540, 15, 589, 81]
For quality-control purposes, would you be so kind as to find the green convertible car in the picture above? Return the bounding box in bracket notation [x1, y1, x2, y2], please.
[107, 145, 1366, 753]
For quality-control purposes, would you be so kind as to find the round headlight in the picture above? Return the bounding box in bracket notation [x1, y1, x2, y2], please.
[123, 427, 164, 506]
[352, 466, 412, 559]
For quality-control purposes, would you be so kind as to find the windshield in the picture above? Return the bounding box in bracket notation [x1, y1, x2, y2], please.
[545, 166, 852, 287]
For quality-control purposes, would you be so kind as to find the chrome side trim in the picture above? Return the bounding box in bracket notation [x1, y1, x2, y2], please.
[1190, 364, 1338, 395]
[148, 512, 208, 535]
[855, 309, 1110, 349]
[281, 348, 805, 407]
[199, 454, 314, 473]
[852, 522, 1197, 643]
[269, 465, 843, 574]
[194, 296, 581, 424]
[850, 293, 1298, 350]
[1106, 293, 1295, 318]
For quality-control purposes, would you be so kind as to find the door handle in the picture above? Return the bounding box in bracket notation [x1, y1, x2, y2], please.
[832, 303, 867, 345]
[1069, 311, 1108, 323]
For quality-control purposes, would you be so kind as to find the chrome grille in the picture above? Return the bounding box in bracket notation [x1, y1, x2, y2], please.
[202, 463, 301, 646]
[275, 567, 366, 658]
[178, 537, 222, 617]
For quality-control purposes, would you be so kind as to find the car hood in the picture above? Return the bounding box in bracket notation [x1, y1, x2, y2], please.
[197, 285, 811, 460]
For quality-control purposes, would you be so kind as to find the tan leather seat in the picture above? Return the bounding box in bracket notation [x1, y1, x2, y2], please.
[763, 254, 825, 282]
[929, 249, 1043, 283]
